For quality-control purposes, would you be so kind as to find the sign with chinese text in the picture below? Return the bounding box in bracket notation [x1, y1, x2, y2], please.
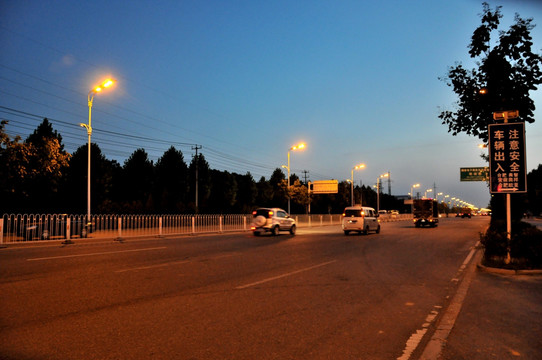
[488, 122, 527, 193]
[460, 167, 489, 182]
[310, 180, 338, 194]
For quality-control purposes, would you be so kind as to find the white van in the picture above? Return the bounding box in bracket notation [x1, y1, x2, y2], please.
[341, 206, 380, 235]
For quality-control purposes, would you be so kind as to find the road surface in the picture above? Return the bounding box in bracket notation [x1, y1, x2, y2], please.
[0, 217, 488, 359]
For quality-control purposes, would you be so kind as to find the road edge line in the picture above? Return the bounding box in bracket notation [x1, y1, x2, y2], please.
[418, 242, 483, 360]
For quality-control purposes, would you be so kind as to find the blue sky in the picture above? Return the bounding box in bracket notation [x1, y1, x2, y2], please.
[1, 0, 542, 209]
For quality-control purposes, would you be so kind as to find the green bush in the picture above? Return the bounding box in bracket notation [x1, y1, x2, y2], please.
[480, 220, 542, 269]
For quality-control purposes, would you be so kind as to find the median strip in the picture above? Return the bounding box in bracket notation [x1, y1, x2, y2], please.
[236, 260, 337, 289]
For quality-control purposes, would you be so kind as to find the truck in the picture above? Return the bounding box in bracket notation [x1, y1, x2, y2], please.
[413, 199, 439, 227]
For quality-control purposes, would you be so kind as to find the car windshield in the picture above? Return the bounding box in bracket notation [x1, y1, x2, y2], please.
[344, 209, 362, 217]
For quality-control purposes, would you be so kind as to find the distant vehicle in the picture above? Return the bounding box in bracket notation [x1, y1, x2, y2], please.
[378, 210, 388, 215]
[250, 208, 296, 236]
[456, 208, 472, 218]
[390, 210, 399, 218]
[413, 199, 439, 227]
[342, 206, 380, 235]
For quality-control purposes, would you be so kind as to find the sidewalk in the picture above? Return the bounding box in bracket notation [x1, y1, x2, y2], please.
[438, 265, 542, 359]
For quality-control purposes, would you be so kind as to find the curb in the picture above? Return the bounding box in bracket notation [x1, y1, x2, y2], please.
[477, 263, 542, 276]
[418, 243, 483, 360]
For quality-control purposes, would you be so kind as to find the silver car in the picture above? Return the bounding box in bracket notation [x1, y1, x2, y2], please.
[250, 208, 296, 236]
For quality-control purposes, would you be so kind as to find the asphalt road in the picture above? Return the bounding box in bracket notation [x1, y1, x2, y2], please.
[0, 217, 489, 360]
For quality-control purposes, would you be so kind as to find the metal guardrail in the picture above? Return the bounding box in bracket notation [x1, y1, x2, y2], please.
[0, 213, 412, 243]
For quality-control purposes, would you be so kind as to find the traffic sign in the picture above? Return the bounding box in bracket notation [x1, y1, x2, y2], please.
[310, 180, 338, 194]
[488, 122, 527, 193]
[460, 167, 489, 182]
[493, 110, 519, 121]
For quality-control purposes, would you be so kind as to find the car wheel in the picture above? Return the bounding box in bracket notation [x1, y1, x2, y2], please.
[289, 225, 296, 235]
[272, 226, 280, 236]
[376, 225, 380, 234]
[344, 230, 350, 235]
[364, 226, 369, 235]
[253, 231, 260, 236]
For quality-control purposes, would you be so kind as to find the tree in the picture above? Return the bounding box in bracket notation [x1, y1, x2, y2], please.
[208, 170, 238, 213]
[255, 176, 273, 207]
[154, 146, 188, 213]
[0, 119, 70, 213]
[119, 148, 154, 213]
[269, 168, 287, 209]
[233, 172, 257, 213]
[288, 179, 309, 214]
[62, 143, 120, 214]
[0, 120, 33, 213]
[24, 118, 70, 212]
[525, 165, 542, 217]
[188, 153, 211, 213]
[439, 3, 542, 143]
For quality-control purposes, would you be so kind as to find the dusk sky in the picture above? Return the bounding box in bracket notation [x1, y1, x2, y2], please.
[1, 0, 542, 209]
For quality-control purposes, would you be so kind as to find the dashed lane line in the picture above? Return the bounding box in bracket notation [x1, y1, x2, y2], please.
[26, 246, 167, 261]
[236, 260, 337, 289]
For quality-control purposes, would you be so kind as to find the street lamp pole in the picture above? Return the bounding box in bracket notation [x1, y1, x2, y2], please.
[377, 173, 389, 213]
[81, 78, 115, 226]
[410, 183, 420, 213]
[351, 164, 365, 206]
[283, 143, 305, 214]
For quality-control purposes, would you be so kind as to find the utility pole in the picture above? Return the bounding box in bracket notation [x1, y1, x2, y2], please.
[302, 170, 310, 184]
[387, 171, 391, 196]
[192, 145, 202, 213]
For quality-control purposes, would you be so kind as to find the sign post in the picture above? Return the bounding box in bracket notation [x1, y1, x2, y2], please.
[488, 110, 526, 263]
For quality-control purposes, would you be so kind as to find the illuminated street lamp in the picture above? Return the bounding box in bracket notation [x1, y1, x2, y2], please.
[410, 183, 420, 214]
[376, 173, 389, 213]
[80, 78, 116, 228]
[350, 163, 366, 206]
[282, 143, 306, 214]
[424, 188, 433, 198]
[410, 183, 420, 200]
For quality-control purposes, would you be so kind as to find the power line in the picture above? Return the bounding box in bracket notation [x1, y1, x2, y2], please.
[0, 105, 289, 179]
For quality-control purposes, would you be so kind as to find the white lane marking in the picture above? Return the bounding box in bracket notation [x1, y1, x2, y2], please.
[419, 245, 482, 360]
[115, 252, 241, 273]
[115, 260, 191, 273]
[397, 242, 481, 360]
[27, 247, 167, 261]
[236, 260, 337, 290]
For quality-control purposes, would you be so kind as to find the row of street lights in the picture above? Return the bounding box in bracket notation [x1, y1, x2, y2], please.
[83, 82, 478, 219]
[407, 183, 478, 212]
